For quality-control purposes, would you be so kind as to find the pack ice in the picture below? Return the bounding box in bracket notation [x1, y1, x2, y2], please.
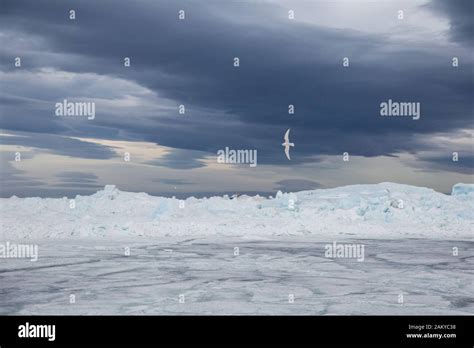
[1, 183, 472, 240]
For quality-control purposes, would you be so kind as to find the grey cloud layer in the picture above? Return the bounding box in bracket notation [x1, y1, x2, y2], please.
[0, 132, 117, 159]
[428, 0, 473, 44]
[0, 0, 472, 196]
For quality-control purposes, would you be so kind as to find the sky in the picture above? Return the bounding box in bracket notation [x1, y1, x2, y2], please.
[0, 0, 473, 198]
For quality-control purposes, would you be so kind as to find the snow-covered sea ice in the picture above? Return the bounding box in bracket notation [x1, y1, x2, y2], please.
[0, 183, 472, 314]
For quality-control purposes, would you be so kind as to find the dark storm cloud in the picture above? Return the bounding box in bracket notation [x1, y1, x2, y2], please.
[0, 0, 472, 169]
[0, 94, 69, 134]
[412, 153, 474, 175]
[428, 0, 474, 44]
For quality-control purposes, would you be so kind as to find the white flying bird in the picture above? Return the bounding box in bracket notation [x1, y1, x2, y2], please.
[282, 128, 295, 160]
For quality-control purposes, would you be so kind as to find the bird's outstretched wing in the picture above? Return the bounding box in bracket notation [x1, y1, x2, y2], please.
[284, 129, 290, 142]
[285, 147, 291, 160]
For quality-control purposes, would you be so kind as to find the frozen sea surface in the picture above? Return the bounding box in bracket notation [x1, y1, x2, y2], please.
[0, 237, 473, 315]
